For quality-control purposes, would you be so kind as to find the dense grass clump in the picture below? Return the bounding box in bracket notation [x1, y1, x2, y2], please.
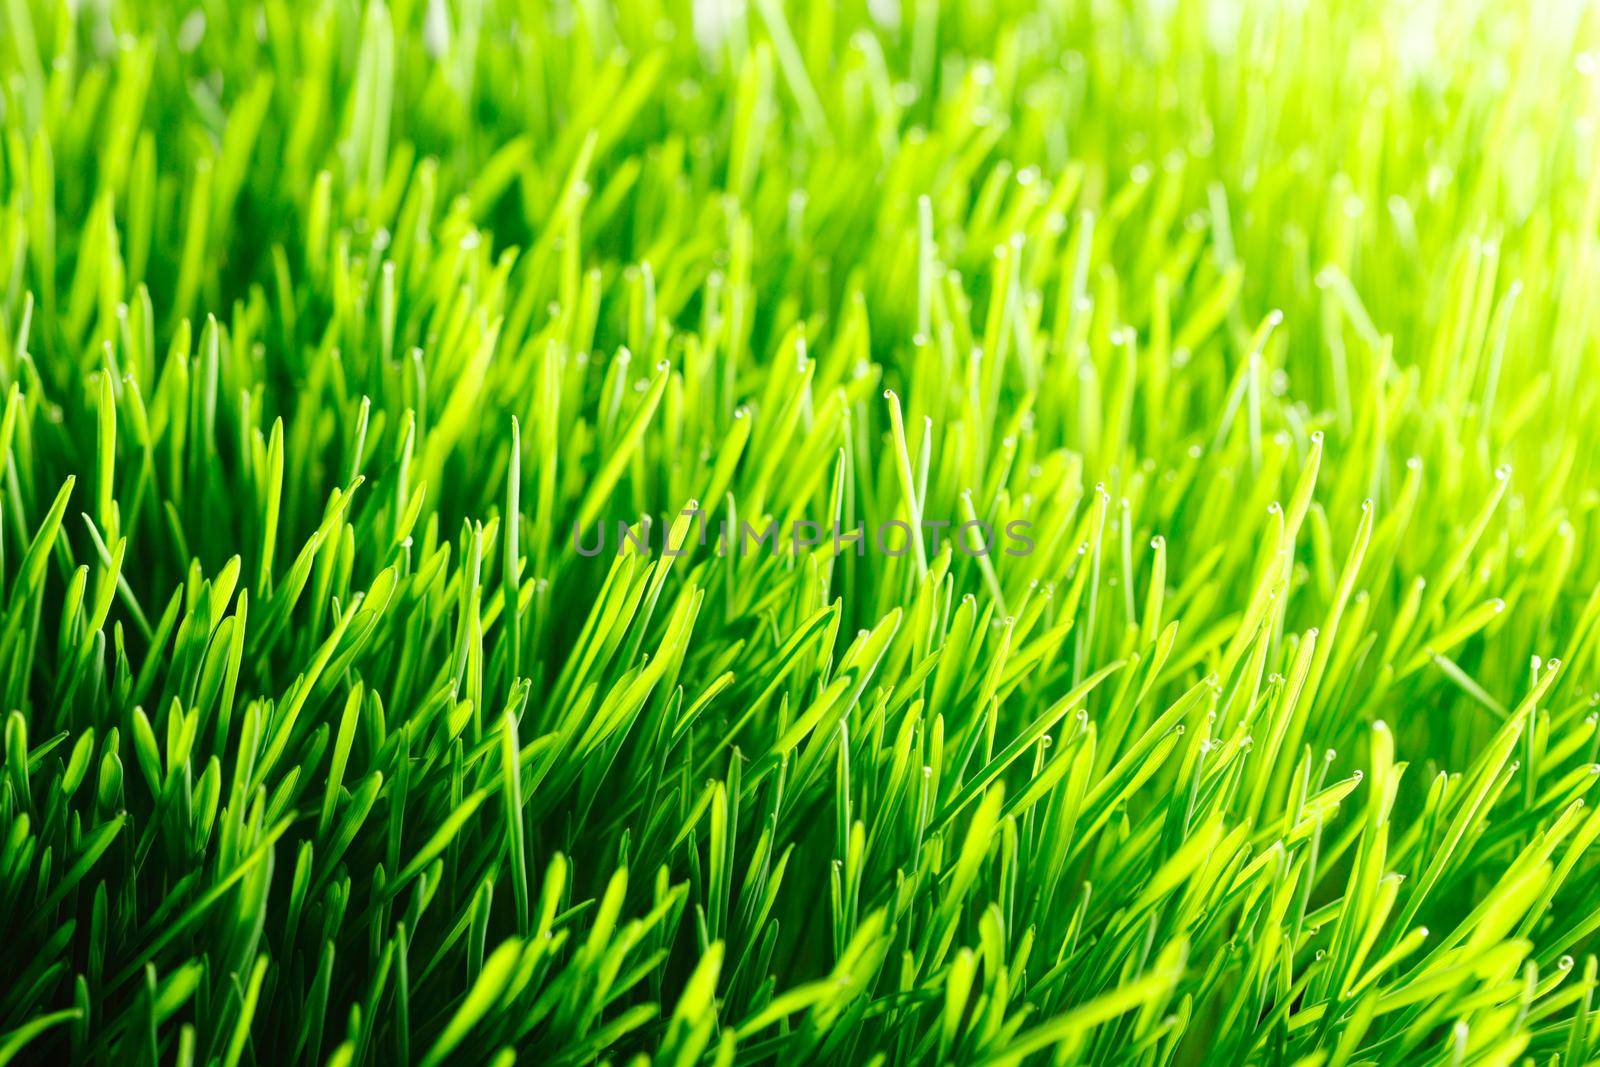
[3, 0, 1600, 1062]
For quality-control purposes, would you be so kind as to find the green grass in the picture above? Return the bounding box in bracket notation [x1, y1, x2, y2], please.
[2, 0, 1600, 1063]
